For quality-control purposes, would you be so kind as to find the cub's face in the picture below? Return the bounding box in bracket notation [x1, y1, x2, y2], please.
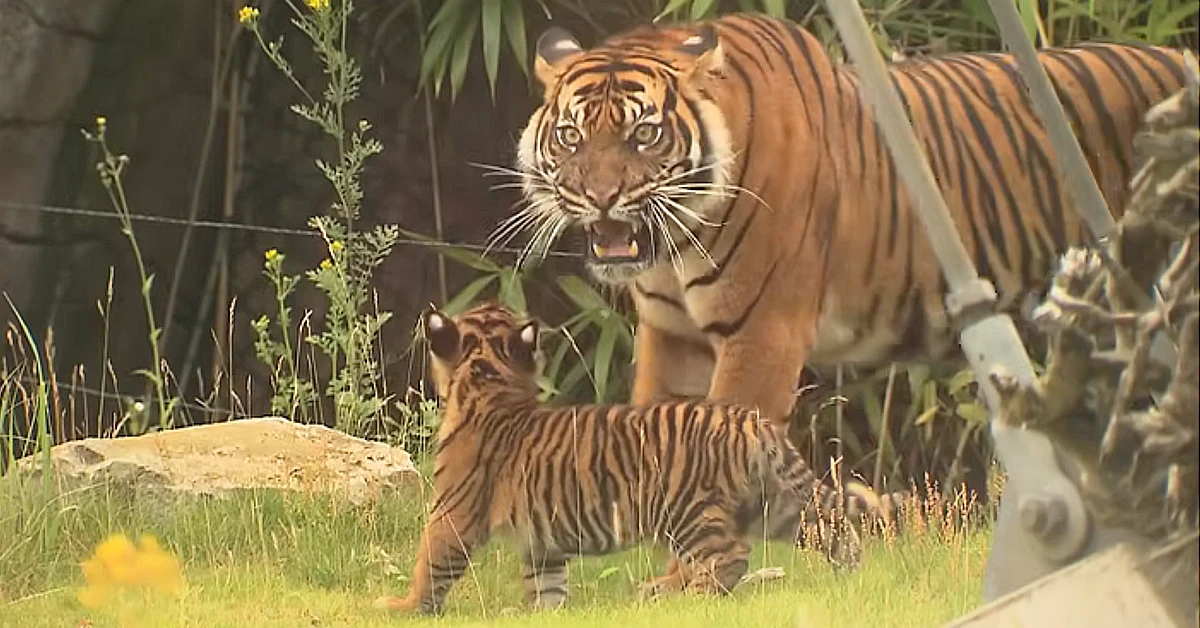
[422, 303, 542, 400]
[508, 24, 733, 285]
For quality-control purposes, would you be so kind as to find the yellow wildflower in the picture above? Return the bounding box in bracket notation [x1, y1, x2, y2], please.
[95, 116, 107, 128]
[330, 240, 344, 254]
[320, 258, 332, 270]
[237, 6, 259, 24]
[306, 0, 330, 11]
[264, 248, 280, 261]
[77, 533, 184, 610]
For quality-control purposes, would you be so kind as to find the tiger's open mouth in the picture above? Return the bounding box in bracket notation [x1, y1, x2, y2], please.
[585, 219, 651, 264]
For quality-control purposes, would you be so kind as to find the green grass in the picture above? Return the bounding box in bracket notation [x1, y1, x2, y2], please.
[0, 471, 990, 628]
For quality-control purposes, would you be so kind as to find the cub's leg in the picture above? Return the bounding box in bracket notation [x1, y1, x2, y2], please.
[638, 555, 688, 600]
[374, 508, 487, 615]
[631, 321, 714, 594]
[673, 506, 751, 595]
[521, 551, 570, 610]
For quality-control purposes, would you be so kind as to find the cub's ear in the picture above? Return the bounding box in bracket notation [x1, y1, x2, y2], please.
[517, 319, 540, 351]
[677, 24, 723, 79]
[534, 26, 584, 90]
[510, 319, 541, 371]
[423, 309, 460, 360]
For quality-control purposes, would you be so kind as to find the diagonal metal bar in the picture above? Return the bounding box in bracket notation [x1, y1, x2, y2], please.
[982, 0, 1118, 240]
[983, 0, 1179, 372]
[819, 0, 1156, 604]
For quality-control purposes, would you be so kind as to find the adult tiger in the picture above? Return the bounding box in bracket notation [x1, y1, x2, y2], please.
[374, 302, 904, 615]
[507, 12, 1190, 424]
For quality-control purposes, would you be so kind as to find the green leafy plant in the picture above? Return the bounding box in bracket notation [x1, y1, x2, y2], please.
[422, 0, 531, 99]
[251, 248, 317, 421]
[1035, 0, 1200, 46]
[241, 0, 399, 437]
[80, 118, 177, 434]
[543, 275, 634, 404]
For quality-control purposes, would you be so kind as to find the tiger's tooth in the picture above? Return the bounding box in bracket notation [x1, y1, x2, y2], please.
[628, 240, 639, 257]
[592, 241, 605, 257]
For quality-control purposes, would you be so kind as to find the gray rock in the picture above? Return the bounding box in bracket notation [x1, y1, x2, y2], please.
[14, 417, 419, 504]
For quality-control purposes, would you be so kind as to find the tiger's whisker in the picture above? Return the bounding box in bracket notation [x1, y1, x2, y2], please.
[486, 202, 557, 257]
[485, 215, 542, 257]
[517, 212, 563, 270]
[538, 215, 571, 263]
[660, 182, 773, 212]
[487, 203, 547, 244]
[652, 193, 725, 228]
[490, 182, 552, 192]
[654, 155, 739, 187]
[655, 198, 717, 268]
[649, 200, 685, 275]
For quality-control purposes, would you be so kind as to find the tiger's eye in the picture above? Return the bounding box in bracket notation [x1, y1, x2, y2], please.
[556, 126, 582, 148]
[632, 123, 662, 147]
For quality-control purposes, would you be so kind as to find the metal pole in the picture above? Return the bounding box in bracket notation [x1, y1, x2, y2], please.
[983, 0, 1116, 239]
[819, 0, 1151, 602]
[983, 0, 1179, 371]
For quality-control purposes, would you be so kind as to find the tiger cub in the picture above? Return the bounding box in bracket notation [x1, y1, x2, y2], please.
[375, 301, 905, 615]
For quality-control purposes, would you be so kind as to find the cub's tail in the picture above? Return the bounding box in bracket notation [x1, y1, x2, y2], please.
[749, 424, 911, 566]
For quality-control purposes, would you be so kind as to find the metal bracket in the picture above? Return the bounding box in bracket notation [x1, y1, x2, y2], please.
[818, 0, 1167, 604]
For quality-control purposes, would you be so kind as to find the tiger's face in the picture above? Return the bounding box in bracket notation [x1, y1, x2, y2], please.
[422, 302, 543, 401]
[510, 24, 733, 285]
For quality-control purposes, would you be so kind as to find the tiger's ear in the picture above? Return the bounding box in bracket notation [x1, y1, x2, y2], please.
[510, 319, 541, 371]
[423, 309, 460, 360]
[534, 26, 584, 90]
[677, 24, 723, 80]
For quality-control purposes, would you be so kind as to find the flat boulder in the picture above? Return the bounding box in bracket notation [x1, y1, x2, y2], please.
[15, 417, 417, 504]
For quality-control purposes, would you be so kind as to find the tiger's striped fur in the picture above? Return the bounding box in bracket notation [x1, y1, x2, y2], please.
[375, 302, 905, 615]
[507, 13, 1190, 424]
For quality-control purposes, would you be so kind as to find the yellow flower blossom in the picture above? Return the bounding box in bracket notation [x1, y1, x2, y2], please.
[330, 240, 344, 254]
[306, 0, 330, 11]
[95, 116, 107, 128]
[264, 248, 280, 261]
[77, 533, 184, 610]
[320, 258, 332, 270]
[238, 6, 259, 24]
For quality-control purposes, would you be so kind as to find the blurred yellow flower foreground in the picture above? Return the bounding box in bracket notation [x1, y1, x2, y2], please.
[78, 534, 184, 609]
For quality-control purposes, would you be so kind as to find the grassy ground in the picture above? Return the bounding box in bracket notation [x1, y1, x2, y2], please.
[0, 472, 990, 628]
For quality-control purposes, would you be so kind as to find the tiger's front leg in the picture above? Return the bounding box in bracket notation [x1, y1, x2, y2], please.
[706, 314, 812, 425]
[374, 508, 488, 615]
[630, 321, 715, 405]
[521, 551, 570, 610]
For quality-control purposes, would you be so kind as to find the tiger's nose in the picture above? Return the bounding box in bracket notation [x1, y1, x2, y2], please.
[584, 184, 621, 211]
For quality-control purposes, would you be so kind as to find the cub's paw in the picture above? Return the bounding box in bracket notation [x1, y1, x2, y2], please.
[373, 595, 418, 614]
[637, 571, 686, 601]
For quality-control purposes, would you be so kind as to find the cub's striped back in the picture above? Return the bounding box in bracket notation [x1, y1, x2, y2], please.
[375, 301, 905, 615]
